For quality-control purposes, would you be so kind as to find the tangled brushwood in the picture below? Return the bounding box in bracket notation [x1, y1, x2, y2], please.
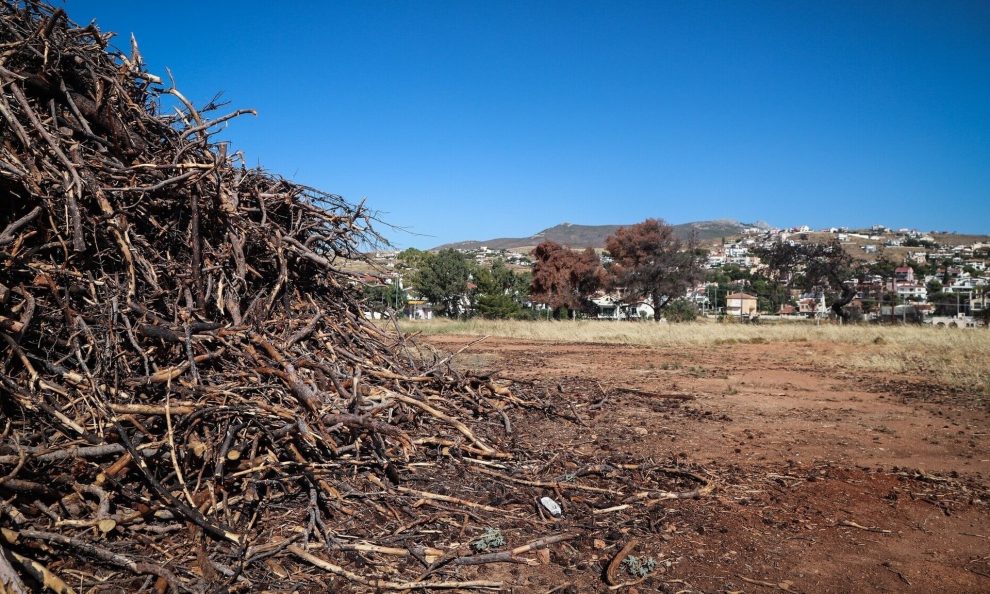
[0, 2, 716, 592]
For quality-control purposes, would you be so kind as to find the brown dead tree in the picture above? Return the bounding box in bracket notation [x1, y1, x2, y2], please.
[604, 219, 703, 321]
[530, 241, 606, 317]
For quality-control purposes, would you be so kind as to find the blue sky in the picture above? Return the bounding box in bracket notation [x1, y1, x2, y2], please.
[64, 1, 990, 247]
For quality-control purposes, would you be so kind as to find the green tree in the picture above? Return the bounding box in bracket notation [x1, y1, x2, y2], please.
[411, 249, 471, 317]
[908, 260, 930, 278]
[470, 260, 531, 318]
[975, 289, 990, 325]
[720, 263, 751, 282]
[512, 270, 532, 299]
[475, 293, 521, 318]
[663, 298, 698, 322]
[754, 239, 859, 320]
[396, 248, 428, 270]
[363, 283, 407, 314]
[472, 260, 517, 295]
[750, 278, 789, 313]
[866, 257, 898, 279]
[928, 291, 958, 316]
[706, 269, 731, 286]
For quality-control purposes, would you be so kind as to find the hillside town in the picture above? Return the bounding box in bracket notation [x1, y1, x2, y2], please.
[366, 223, 990, 327]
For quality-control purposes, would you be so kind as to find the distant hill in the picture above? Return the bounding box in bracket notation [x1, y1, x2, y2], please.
[435, 219, 766, 251]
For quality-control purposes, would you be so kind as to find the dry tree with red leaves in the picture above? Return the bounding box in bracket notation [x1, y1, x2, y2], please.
[529, 241, 606, 317]
[604, 219, 703, 321]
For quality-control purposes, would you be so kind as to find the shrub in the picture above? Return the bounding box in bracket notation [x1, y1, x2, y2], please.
[663, 299, 698, 323]
[622, 555, 657, 577]
[472, 527, 505, 552]
[475, 293, 520, 319]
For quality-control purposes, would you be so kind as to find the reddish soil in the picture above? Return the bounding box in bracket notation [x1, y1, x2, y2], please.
[425, 335, 990, 594]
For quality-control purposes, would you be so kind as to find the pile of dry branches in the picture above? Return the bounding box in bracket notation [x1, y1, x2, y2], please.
[0, 1, 510, 591]
[0, 3, 714, 592]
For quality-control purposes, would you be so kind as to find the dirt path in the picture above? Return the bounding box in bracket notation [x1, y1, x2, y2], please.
[425, 335, 990, 593]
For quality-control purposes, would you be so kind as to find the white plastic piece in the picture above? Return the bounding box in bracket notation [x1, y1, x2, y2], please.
[540, 496, 562, 517]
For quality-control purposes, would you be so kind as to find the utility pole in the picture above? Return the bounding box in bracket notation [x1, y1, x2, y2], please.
[878, 281, 882, 325]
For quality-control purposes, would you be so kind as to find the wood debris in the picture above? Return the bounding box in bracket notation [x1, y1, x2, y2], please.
[0, 3, 716, 591]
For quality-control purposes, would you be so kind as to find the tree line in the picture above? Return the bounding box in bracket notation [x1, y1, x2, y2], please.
[365, 219, 706, 321]
[530, 219, 704, 320]
[364, 248, 534, 319]
[367, 220, 985, 324]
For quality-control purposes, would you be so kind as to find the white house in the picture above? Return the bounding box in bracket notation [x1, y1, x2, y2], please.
[798, 293, 828, 317]
[405, 299, 434, 320]
[591, 294, 624, 320]
[895, 283, 927, 301]
[591, 294, 656, 320]
[947, 278, 980, 293]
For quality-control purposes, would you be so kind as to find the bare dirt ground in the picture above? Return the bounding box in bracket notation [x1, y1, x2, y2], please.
[423, 334, 990, 593]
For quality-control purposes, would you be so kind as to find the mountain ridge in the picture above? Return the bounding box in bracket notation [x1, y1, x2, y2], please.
[434, 220, 766, 251]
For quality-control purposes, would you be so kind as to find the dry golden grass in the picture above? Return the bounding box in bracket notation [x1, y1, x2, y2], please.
[402, 317, 983, 346]
[403, 318, 990, 396]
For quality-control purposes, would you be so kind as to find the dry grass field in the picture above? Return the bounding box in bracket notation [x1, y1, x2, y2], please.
[406, 318, 990, 397]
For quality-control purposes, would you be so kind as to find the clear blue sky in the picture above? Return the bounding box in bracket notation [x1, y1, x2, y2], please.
[64, 1, 990, 247]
